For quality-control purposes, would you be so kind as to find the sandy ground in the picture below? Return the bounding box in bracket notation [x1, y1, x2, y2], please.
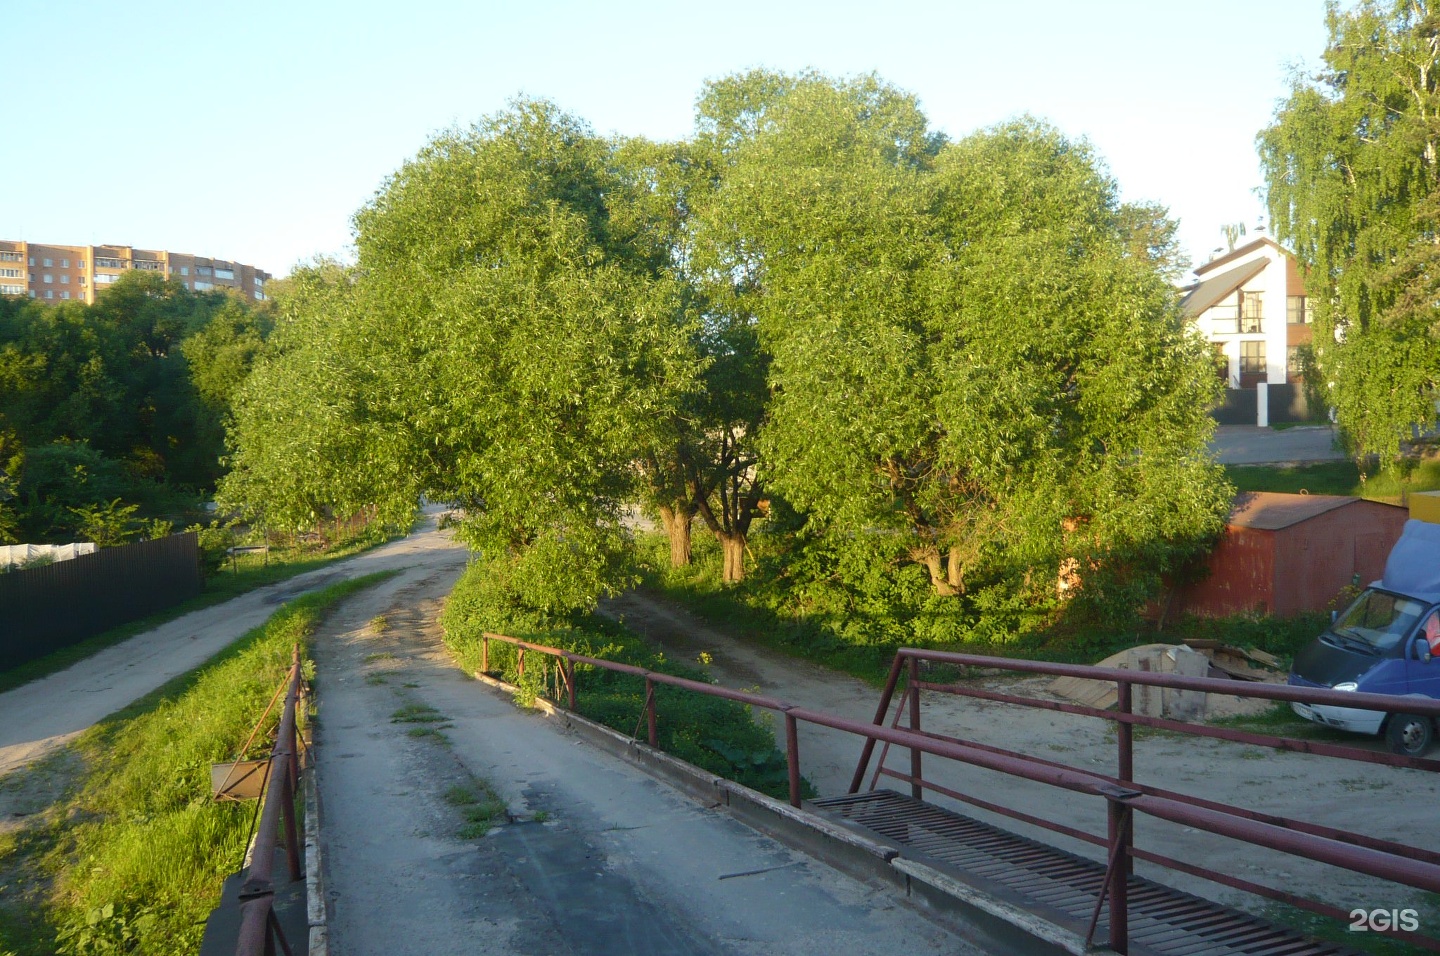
[0, 510, 467, 782]
[600, 590, 1440, 920]
[313, 557, 980, 955]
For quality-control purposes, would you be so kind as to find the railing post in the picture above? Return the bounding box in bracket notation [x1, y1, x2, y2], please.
[481, 633, 488, 674]
[565, 658, 576, 711]
[908, 656, 923, 800]
[518, 646, 525, 679]
[1107, 799, 1131, 954]
[785, 712, 802, 808]
[645, 677, 657, 747]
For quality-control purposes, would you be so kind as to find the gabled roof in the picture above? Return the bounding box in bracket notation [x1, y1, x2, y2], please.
[1179, 258, 1268, 317]
[1193, 237, 1290, 276]
[1227, 492, 1403, 531]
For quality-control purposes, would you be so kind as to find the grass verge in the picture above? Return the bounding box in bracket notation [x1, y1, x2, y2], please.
[0, 531, 394, 696]
[0, 571, 395, 956]
[1226, 457, 1440, 500]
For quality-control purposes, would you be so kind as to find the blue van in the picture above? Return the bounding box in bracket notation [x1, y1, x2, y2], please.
[1288, 520, 1440, 756]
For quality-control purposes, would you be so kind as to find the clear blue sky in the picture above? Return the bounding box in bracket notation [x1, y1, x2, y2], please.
[1, 1, 1330, 279]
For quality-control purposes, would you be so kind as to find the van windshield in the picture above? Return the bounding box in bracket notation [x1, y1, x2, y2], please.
[1333, 590, 1425, 651]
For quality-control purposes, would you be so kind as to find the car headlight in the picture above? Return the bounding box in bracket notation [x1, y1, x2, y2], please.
[1332, 682, 1358, 692]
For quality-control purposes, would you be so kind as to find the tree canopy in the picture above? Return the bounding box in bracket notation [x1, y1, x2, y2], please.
[1260, 0, 1440, 460]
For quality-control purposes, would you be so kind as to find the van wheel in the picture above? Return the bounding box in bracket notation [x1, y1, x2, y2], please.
[1386, 714, 1434, 757]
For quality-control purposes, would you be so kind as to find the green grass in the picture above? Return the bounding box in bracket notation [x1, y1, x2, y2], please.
[0, 531, 395, 696]
[444, 782, 509, 838]
[1226, 458, 1440, 501]
[390, 703, 447, 723]
[0, 571, 395, 956]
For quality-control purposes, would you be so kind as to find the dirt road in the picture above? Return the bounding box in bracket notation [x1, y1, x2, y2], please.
[0, 511, 467, 780]
[313, 558, 980, 955]
[600, 590, 1440, 918]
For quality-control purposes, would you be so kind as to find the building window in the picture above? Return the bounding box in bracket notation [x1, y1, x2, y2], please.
[60, 274, 69, 284]
[1287, 296, 1311, 325]
[179, 266, 189, 276]
[1239, 291, 1263, 333]
[94, 273, 120, 284]
[44, 290, 53, 299]
[1239, 341, 1267, 385]
[95, 257, 124, 269]
[61, 291, 70, 300]
[255, 291, 266, 301]
[42, 274, 53, 284]
[1212, 342, 1229, 383]
[1287, 346, 1306, 381]
[214, 268, 235, 280]
[254, 276, 266, 288]
[0, 269, 19, 278]
[193, 280, 214, 290]
[0, 284, 23, 295]
[135, 260, 162, 271]
[79, 276, 87, 286]
[75, 259, 85, 269]
[27, 257, 34, 266]
[60, 258, 69, 268]
[0, 252, 21, 262]
[42, 258, 53, 268]
[196, 266, 213, 277]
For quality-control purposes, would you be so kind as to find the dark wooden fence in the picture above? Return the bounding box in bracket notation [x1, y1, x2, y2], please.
[0, 532, 203, 671]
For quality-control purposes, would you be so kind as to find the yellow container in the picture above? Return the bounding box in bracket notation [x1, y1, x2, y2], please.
[1411, 490, 1440, 524]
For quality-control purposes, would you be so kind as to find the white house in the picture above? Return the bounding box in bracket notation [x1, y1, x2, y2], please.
[1180, 237, 1313, 388]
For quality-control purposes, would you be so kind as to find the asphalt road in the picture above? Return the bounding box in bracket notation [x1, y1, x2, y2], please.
[313, 562, 978, 956]
[0, 511, 468, 779]
[1209, 424, 1345, 465]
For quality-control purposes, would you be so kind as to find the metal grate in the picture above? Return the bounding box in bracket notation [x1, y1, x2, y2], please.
[814, 791, 1361, 956]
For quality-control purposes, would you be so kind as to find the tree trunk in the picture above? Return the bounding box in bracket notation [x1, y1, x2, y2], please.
[914, 547, 957, 597]
[946, 546, 963, 593]
[658, 504, 694, 568]
[719, 532, 746, 584]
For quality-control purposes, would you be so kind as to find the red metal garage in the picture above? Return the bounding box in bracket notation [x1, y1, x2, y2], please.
[1172, 492, 1408, 618]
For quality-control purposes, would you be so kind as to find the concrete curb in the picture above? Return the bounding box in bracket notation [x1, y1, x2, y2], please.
[471, 671, 1085, 956]
[304, 732, 328, 956]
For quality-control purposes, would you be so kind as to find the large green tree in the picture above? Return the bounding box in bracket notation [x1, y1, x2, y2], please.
[1260, 0, 1440, 460]
[698, 71, 1229, 619]
[221, 103, 698, 623]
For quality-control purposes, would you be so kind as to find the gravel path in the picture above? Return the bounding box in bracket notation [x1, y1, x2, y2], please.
[313, 558, 977, 955]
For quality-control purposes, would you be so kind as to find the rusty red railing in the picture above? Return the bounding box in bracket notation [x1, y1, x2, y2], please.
[478, 631, 1440, 954]
[235, 645, 305, 956]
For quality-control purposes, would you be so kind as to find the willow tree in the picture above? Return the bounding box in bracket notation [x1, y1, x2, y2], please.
[223, 102, 698, 623]
[702, 70, 1229, 618]
[1260, 0, 1440, 460]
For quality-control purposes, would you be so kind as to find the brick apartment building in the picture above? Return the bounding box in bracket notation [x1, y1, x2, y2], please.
[0, 239, 270, 305]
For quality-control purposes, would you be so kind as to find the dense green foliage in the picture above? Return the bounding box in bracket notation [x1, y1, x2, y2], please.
[0, 273, 270, 544]
[225, 72, 1229, 649]
[0, 574, 390, 956]
[440, 572, 804, 799]
[1261, 0, 1440, 461]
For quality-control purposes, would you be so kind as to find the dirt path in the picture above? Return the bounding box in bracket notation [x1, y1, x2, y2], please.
[313, 563, 979, 956]
[600, 589, 1440, 918]
[0, 509, 467, 782]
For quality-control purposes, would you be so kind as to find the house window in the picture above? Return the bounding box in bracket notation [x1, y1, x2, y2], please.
[1239, 291, 1263, 333]
[60, 274, 69, 284]
[179, 266, 189, 276]
[0, 269, 19, 278]
[1239, 341, 1267, 385]
[214, 267, 235, 280]
[1287, 296, 1311, 324]
[95, 257, 124, 268]
[94, 273, 120, 284]
[60, 291, 70, 300]
[75, 259, 85, 269]
[42, 258, 53, 268]
[79, 276, 87, 286]
[0, 252, 21, 262]
[1212, 343, 1229, 383]
[193, 280, 214, 290]
[60, 258, 69, 268]
[0, 284, 23, 295]
[1287, 346, 1306, 381]
[44, 290, 53, 299]
[42, 274, 53, 284]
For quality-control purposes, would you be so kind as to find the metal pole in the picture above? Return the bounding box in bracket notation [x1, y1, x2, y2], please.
[1108, 800, 1131, 954]
[908, 657, 923, 800]
[849, 653, 905, 793]
[645, 678, 657, 747]
[785, 712, 802, 808]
